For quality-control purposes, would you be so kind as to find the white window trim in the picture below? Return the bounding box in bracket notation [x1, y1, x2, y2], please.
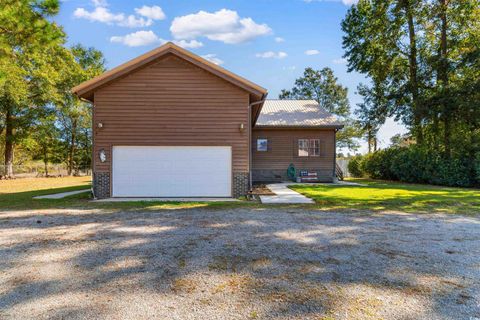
[257, 138, 268, 152]
[298, 139, 320, 157]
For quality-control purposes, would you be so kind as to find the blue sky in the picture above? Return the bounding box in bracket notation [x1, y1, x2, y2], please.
[56, 0, 406, 153]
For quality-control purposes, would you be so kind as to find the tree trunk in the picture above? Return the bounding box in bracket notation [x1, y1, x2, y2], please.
[367, 128, 372, 153]
[469, 126, 476, 185]
[404, 0, 423, 144]
[68, 118, 77, 175]
[438, 0, 450, 157]
[4, 107, 14, 177]
[43, 145, 48, 177]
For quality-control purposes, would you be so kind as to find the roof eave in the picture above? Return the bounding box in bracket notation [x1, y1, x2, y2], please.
[72, 42, 267, 101]
[254, 124, 345, 129]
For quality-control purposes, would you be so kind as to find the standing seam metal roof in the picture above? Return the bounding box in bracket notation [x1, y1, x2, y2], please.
[255, 100, 344, 127]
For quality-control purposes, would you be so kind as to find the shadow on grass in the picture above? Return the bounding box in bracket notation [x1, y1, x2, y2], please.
[0, 205, 479, 318]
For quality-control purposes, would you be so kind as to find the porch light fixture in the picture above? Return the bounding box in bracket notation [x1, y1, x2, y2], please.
[97, 122, 104, 129]
[239, 123, 245, 131]
[99, 149, 107, 163]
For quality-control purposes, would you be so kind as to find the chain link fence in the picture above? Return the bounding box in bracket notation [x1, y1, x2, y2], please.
[0, 165, 91, 179]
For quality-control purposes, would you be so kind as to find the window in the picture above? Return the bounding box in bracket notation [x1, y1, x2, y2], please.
[310, 139, 320, 156]
[298, 139, 309, 157]
[257, 139, 268, 152]
[298, 139, 320, 157]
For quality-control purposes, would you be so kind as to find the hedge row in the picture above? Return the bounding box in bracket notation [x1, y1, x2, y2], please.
[348, 146, 479, 187]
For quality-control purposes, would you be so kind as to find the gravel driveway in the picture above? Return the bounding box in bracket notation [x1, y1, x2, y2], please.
[1, 207, 479, 319]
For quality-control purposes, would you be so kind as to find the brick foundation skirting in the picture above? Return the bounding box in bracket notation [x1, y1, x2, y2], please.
[94, 171, 249, 199]
[93, 172, 110, 199]
[233, 172, 249, 198]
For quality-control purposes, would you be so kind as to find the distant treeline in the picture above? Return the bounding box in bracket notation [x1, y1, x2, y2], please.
[0, 1, 105, 177]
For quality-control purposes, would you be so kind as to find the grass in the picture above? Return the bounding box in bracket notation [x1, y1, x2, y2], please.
[290, 179, 480, 215]
[0, 176, 254, 211]
[0, 176, 479, 215]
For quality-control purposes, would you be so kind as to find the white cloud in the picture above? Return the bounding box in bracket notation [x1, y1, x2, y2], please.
[110, 30, 162, 47]
[305, 49, 320, 55]
[333, 58, 348, 64]
[119, 15, 153, 28]
[110, 31, 203, 49]
[256, 51, 288, 59]
[135, 5, 166, 20]
[201, 54, 224, 65]
[275, 37, 285, 43]
[173, 39, 204, 49]
[74, 3, 156, 27]
[74, 7, 124, 24]
[170, 9, 271, 44]
[282, 66, 296, 71]
[92, 0, 107, 7]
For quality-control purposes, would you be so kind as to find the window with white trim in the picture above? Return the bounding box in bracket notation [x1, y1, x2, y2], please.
[257, 139, 268, 152]
[298, 139, 320, 157]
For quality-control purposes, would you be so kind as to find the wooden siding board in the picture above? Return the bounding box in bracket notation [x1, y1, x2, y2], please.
[93, 55, 250, 174]
[252, 128, 336, 171]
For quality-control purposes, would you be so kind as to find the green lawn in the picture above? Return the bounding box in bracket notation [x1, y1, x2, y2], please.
[0, 176, 253, 211]
[290, 179, 480, 215]
[1, 177, 479, 215]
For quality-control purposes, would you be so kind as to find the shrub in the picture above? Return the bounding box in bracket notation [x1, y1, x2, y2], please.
[390, 146, 431, 183]
[362, 148, 398, 180]
[347, 155, 364, 177]
[360, 145, 474, 187]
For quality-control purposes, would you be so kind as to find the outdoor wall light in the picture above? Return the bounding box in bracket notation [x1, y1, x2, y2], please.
[239, 123, 245, 131]
[97, 122, 104, 128]
[99, 149, 107, 163]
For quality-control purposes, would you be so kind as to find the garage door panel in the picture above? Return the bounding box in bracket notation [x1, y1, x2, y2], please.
[112, 146, 231, 197]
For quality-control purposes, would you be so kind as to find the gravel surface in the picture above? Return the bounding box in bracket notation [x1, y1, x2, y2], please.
[0, 207, 479, 319]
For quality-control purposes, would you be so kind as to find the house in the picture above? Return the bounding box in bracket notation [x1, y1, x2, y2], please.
[73, 42, 343, 199]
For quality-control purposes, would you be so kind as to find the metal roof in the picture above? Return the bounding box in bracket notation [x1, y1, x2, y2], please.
[255, 100, 344, 128]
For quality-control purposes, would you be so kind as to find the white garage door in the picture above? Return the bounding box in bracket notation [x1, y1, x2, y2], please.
[112, 146, 232, 197]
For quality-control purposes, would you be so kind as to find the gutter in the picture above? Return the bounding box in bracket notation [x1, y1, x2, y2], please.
[248, 95, 267, 192]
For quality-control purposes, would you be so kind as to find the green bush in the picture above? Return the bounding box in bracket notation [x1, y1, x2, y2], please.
[362, 148, 398, 180]
[347, 155, 364, 177]
[390, 146, 430, 183]
[475, 153, 480, 186]
[360, 145, 475, 187]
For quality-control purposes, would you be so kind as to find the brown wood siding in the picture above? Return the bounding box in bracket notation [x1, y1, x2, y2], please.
[93, 54, 250, 173]
[252, 128, 336, 172]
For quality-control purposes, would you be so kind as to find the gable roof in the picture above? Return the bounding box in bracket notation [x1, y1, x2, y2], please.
[255, 100, 344, 128]
[72, 42, 268, 102]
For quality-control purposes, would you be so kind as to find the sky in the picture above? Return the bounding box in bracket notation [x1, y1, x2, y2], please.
[56, 0, 407, 154]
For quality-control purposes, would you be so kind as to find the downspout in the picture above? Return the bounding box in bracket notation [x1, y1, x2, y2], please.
[248, 95, 267, 192]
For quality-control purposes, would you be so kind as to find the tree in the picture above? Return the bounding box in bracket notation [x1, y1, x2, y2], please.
[390, 133, 412, 147]
[279, 67, 363, 150]
[355, 83, 389, 153]
[56, 45, 105, 175]
[342, 0, 427, 143]
[279, 67, 350, 117]
[342, 0, 480, 185]
[29, 111, 62, 176]
[0, 0, 67, 176]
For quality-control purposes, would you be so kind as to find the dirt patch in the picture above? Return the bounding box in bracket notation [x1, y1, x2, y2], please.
[251, 184, 275, 196]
